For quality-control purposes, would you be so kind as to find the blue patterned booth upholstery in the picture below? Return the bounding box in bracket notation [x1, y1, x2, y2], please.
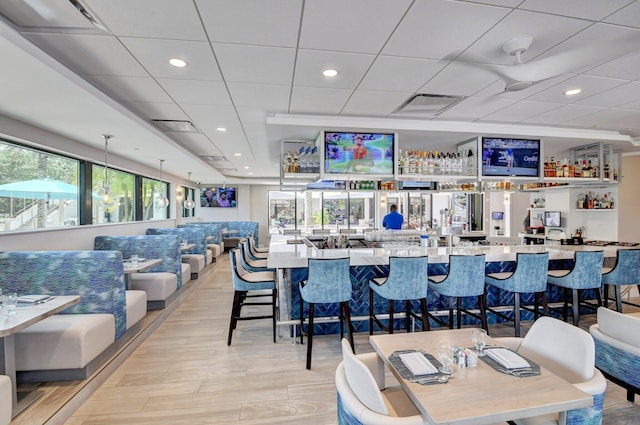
[0, 251, 146, 381]
[199, 221, 259, 247]
[590, 307, 640, 403]
[179, 223, 223, 261]
[95, 235, 184, 309]
[146, 227, 208, 278]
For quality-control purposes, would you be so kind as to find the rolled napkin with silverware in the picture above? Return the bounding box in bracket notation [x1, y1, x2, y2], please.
[17, 294, 53, 304]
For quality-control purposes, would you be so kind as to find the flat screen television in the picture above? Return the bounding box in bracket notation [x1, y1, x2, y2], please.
[200, 186, 237, 208]
[491, 211, 504, 220]
[481, 137, 540, 178]
[321, 131, 396, 179]
[544, 210, 561, 227]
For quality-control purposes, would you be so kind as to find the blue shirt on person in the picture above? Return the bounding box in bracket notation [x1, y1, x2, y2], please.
[382, 210, 404, 230]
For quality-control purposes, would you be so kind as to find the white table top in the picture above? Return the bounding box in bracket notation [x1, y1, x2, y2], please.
[123, 258, 162, 273]
[180, 243, 196, 251]
[0, 295, 80, 337]
[370, 329, 592, 425]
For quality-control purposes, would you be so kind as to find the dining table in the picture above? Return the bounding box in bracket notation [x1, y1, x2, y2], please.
[369, 328, 593, 425]
[123, 258, 163, 289]
[0, 295, 81, 417]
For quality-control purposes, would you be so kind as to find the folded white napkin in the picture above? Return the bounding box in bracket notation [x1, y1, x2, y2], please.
[485, 348, 530, 369]
[399, 352, 438, 375]
[17, 295, 51, 303]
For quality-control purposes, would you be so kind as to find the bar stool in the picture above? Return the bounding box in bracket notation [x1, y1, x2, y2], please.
[428, 254, 488, 332]
[227, 249, 277, 345]
[602, 249, 640, 312]
[248, 235, 269, 253]
[239, 240, 272, 272]
[369, 256, 430, 334]
[485, 252, 549, 337]
[245, 236, 268, 260]
[299, 257, 354, 370]
[548, 251, 604, 326]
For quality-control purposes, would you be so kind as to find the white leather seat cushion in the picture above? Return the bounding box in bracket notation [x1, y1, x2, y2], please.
[182, 254, 205, 272]
[0, 375, 10, 425]
[130, 272, 177, 301]
[181, 263, 191, 282]
[16, 314, 115, 370]
[126, 290, 147, 329]
[597, 306, 640, 347]
[513, 413, 558, 425]
[207, 244, 222, 258]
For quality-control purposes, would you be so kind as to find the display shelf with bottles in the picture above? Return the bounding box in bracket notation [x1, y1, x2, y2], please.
[575, 190, 616, 210]
[396, 138, 477, 180]
[543, 142, 620, 185]
[280, 139, 320, 182]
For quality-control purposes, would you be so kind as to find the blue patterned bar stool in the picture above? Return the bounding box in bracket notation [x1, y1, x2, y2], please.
[300, 258, 354, 370]
[239, 240, 272, 272]
[602, 249, 640, 312]
[548, 250, 604, 326]
[227, 249, 277, 345]
[428, 254, 488, 332]
[248, 234, 269, 253]
[369, 256, 429, 334]
[485, 252, 549, 337]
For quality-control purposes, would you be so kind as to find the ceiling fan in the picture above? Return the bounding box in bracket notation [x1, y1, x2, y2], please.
[483, 32, 640, 92]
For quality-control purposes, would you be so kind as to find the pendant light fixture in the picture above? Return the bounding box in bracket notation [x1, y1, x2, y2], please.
[183, 172, 196, 209]
[155, 159, 169, 209]
[100, 134, 115, 207]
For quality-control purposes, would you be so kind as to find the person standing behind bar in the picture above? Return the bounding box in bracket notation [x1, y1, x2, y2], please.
[382, 204, 404, 230]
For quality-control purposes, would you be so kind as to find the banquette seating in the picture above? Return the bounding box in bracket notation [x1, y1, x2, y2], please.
[179, 222, 224, 262]
[0, 375, 10, 425]
[94, 234, 187, 310]
[0, 250, 146, 382]
[590, 307, 640, 402]
[207, 221, 259, 249]
[146, 227, 208, 279]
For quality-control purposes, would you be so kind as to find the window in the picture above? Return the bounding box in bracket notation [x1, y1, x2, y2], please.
[0, 140, 79, 232]
[142, 177, 168, 220]
[92, 165, 135, 224]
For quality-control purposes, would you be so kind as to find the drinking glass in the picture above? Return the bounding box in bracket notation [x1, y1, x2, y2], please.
[438, 341, 454, 374]
[4, 293, 17, 316]
[130, 254, 139, 267]
[181, 239, 188, 247]
[471, 328, 487, 357]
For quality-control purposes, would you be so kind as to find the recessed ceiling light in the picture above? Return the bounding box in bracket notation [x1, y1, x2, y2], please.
[216, 127, 227, 132]
[244, 166, 250, 169]
[564, 88, 582, 96]
[322, 69, 339, 78]
[169, 58, 187, 68]
[234, 153, 242, 156]
[248, 172, 253, 175]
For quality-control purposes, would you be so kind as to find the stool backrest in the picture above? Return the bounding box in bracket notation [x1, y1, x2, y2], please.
[509, 252, 549, 292]
[569, 251, 605, 289]
[301, 258, 352, 303]
[443, 254, 486, 297]
[606, 249, 640, 284]
[383, 256, 429, 300]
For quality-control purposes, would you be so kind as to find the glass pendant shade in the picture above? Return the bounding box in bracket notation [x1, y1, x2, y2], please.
[155, 159, 169, 208]
[183, 171, 195, 209]
[100, 134, 115, 207]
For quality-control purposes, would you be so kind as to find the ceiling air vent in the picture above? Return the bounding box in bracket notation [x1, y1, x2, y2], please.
[199, 155, 228, 162]
[152, 119, 199, 132]
[392, 94, 465, 117]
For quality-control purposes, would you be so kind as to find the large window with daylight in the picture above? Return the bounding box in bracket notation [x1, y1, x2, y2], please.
[92, 165, 135, 224]
[142, 177, 169, 220]
[0, 140, 79, 232]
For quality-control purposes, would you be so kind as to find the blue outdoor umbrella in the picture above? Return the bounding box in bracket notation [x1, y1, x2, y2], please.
[0, 178, 79, 200]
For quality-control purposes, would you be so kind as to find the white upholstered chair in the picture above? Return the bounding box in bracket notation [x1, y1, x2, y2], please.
[495, 316, 607, 425]
[335, 339, 424, 425]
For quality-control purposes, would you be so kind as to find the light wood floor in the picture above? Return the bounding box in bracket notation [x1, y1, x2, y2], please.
[11, 253, 640, 424]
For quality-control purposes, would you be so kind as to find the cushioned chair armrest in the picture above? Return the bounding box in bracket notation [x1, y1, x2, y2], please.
[590, 325, 640, 356]
[356, 352, 385, 390]
[494, 337, 523, 351]
[573, 369, 607, 396]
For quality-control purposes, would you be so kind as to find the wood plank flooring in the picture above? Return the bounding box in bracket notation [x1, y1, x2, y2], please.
[10, 253, 640, 424]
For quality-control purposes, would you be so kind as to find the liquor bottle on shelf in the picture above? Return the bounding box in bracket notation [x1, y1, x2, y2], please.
[603, 162, 610, 180]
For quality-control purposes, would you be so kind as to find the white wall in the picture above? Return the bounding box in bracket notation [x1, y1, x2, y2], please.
[194, 185, 251, 222]
[619, 155, 640, 242]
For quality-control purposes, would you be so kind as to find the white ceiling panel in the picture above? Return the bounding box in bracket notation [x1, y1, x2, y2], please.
[88, 75, 173, 103]
[382, 0, 510, 59]
[469, 0, 523, 6]
[25, 33, 147, 77]
[564, 108, 639, 128]
[213, 43, 295, 85]
[526, 75, 627, 104]
[290, 86, 353, 114]
[342, 90, 413, 116]
[359, 56, 447, 92]
[603, 0, 640, 28]
[518, 0, 633, 21]
[84, 0, 207, 40]
[438, 96, 517, 120]
[196, 0, 301, 47]
[179, 104, 241, 129]
[299, 0, 411, 54]
[418, 62, 500, 96]
[619, 98, 640, 111]
[294, 50, 376, 89]
[583, 50, 640, 81]
[121, 101, 190, 120]
[236, 107, 270, 125]
[119, 38, 221, 81]
[171, 132, 223, 157]
[226, 83, 291, 109]
[481, 100, 562, 122]
[524, 104, 605, 125]
[157, 79, 231, 106]
[575, 82, 640, 108]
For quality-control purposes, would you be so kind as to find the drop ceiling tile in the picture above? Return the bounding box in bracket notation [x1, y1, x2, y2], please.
[342, 90, 413, 116]
[119, 38, 221, 80]
[121, 101, 190, 120]
[294, 50, 376, 89]
[89, 75, 173, 103]
[300, 0, 412, 53]
[290, 86, 353, 114]
[526, 75, 627, 104]
[359, 56, 447, 92]
[564, 108, 638, 127]
[213, 43, 295, 85]
[467, 0, 522, 6]
[418, 62, 500, 96]
[575, 82, 640, 108]
[226, 82, 291, 109]
[84, 0, 206, 40]
[518, 0, 633, 21]
[25, 33, 147, 77]
[157, 79, 231, 105]
[437, 96, 517, 120]
[196, 0, 301, 47]
[604, 110, 640, 132]
[603, 0, 640, 28]
[583, 50, 640, 81]
[382, 0, 510, 59]
[236, 107, 270, 125]
[481, 100, 562, 122]
[524, 104, 605, 124]
[179, 104, 240, 129]
[619, 98, 640, 111]
[171, 132, 224, 157]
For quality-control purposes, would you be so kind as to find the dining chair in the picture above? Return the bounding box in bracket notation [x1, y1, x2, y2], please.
[601, 249, 640, 312]
[238, 240, 272, 272]
[428, 254, 488, 332]
[547, 250, 604, 326]
[335, 339, 423, 425]
[227, 249, 277, 345]
[485, 252, 549, 337]
[495, 316, 606, 425]
[299, 257, 354, 370]
[369, 256, 430, 334]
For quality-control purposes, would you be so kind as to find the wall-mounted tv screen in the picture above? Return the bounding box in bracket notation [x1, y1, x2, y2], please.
[200, 187, 237, 208]
[491, 211, 504, 220]
[481, 137, 540, 178]
[323, 131, 395, 177]
[544, 211, 561, 227]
